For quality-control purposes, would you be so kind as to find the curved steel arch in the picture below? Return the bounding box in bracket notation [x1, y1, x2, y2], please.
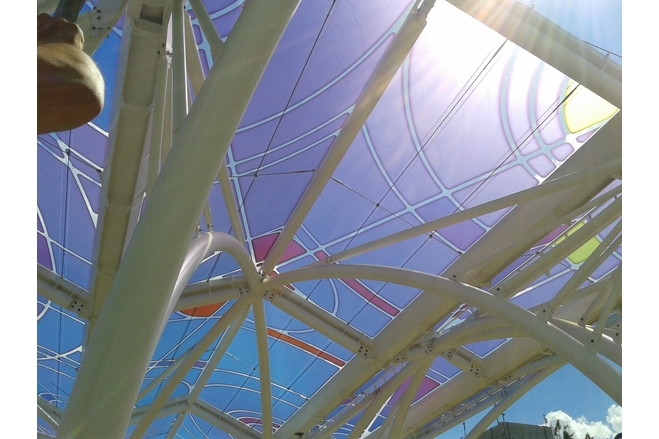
[260, 263, 621, 404]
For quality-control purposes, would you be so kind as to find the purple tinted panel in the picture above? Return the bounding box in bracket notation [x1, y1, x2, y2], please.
[333, 129, 405, 205]
[551, 142, 574, 161]
[504, 51, 541, 152]
[211, 6, 241, 39]
[68, 124, 108, 168]
[527, 153, 557, 178]
[577, 130, 596, 143]
[38, 147, 66, 243]
[591, 253, 621, 279]
[511, 271, 572, 309]
[236, 135, 334, 178]
[437, 219, 486, 252]
[403, 237, 459, 276]
[291, 1, 410, 100]
[303, 179, 383, 246]
[414, 377, 440, 402]
[452, 165, 538, 210]
[62, 171, 97, 261]
[415, 196, 459, 223]
[394, 156, 445, 206]
[350, 304, 390, 337]
[37, 234, 52, 270]
[240, 0, 334, 125]
[430, 356, 461, 379]
[193, 23, 202, 44]
[240, 172, 314, 237]
[407, 5, 504, 143]
[465, 339, 507, 357]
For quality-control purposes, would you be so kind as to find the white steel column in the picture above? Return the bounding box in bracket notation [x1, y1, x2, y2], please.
[57, 1, 300, 437]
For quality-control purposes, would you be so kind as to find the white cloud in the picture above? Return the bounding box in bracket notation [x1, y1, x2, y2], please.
[545, 405, 621, 439]
[606, 405, 622, 433]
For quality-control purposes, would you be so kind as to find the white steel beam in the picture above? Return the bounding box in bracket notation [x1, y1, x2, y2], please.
[261, 264, 621, 404]
[549, 318, 621, 367]
[328, 159, 620, 265]
[267, 286, 371, 354]
[492, 198, 621, 299]
[217, 163, 247, 243]
[189, 399, 264, 439]
[58, 2, 299, 435]
[188, 0, 224, 59]
[446, 0, 622, 109]
[261, 0, 436, 274]
[402, 337, 548, 438]
[314, 363, 419, 439]
[176, 277, 247, 311]
[37, 398, 60, 430]
[273, 293, 459, 439]
[165, 305, 250, 439]
[446, 113, 621, 287]
[37, 264, 89, 318]
[544, 223, 622, 315]
[130, 298, 251, 438]
[453, 184, 621, 285]
[383, 357, 434, 439]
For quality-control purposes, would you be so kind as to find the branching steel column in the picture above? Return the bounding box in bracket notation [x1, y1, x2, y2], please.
[57, 1, 299, 436]
[261, 0, 436, 274]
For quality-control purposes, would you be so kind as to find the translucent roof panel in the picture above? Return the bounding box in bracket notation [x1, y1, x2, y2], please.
[36, 0, 621, 438]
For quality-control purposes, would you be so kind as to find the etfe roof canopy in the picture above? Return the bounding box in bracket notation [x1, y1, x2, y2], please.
[36, 0, 622, 438]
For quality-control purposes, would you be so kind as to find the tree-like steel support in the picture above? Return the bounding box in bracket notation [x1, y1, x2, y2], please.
[57, 2, 301, 435]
